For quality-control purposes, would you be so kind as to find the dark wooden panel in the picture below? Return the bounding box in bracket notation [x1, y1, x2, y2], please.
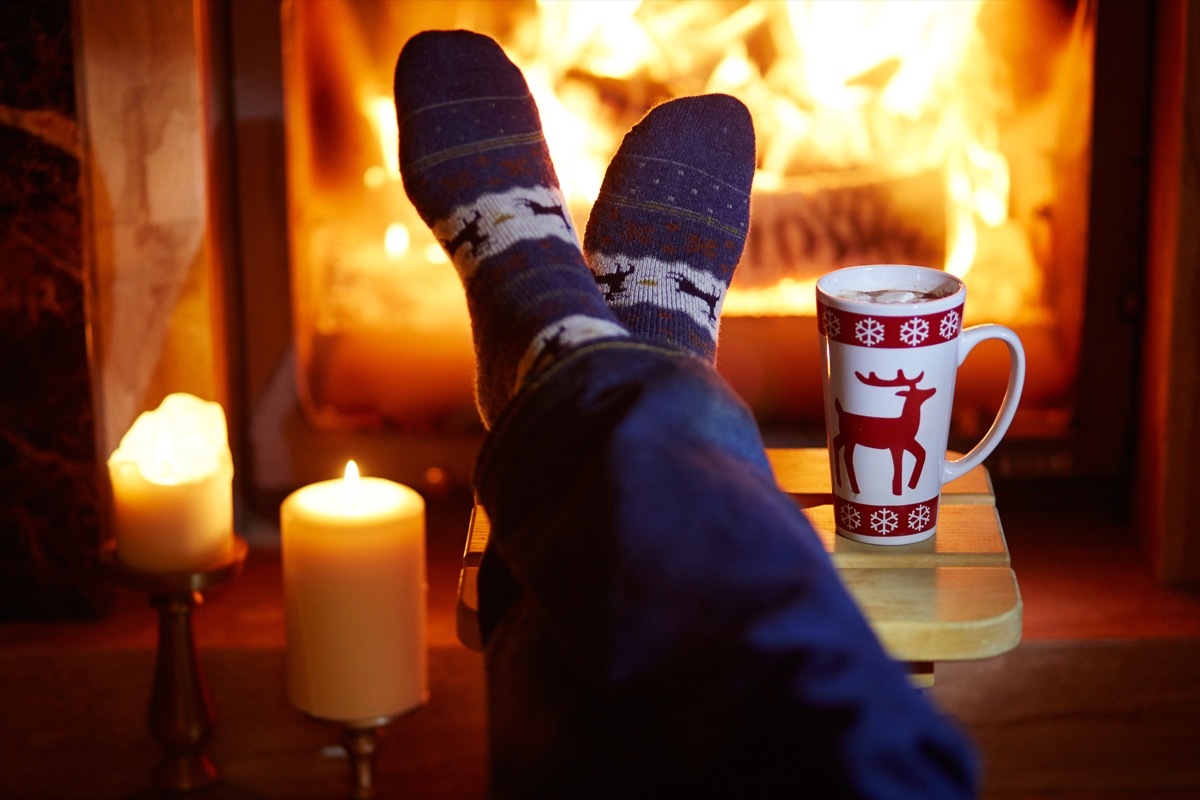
[0, 0, 108, 620]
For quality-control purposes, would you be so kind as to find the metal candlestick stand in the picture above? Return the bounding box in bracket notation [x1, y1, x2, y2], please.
[101, 536, 248, 794]
[333, 716, 397, 800]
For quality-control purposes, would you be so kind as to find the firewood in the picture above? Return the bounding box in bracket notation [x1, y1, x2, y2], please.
[736, 168, 946, 289]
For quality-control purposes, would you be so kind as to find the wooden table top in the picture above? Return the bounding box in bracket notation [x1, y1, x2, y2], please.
[457, 448, 1022, 671]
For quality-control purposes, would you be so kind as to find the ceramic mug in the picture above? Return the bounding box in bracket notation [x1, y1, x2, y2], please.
[816, 265, 1025, 545]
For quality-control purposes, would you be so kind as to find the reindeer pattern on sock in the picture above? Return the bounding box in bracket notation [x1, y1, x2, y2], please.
[515, 314, 629, 385]
[592, 259, 636, 298]
[522, 198, 572, 228]
[432, 185, 579, 278]
[438, 210, 488, 259]
[588, 253, 725, 340]
[667, 271, 720, 322]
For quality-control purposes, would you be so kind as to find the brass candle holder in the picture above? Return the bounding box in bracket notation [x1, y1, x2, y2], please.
[101, 536, 248, 794]
[326, 715, 397, 800]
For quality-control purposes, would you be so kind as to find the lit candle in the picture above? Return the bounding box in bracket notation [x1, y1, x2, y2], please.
[106, 393, 234, 573]
[281, 461, 428, 722]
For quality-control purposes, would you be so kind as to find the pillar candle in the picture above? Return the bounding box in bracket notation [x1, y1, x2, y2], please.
[281, 461, 428, 723]
[106, 393, 234, 573]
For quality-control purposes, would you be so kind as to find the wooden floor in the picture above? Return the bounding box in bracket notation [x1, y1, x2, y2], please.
[948, 492, 1200, 799]
[2, 485, 1200, 798]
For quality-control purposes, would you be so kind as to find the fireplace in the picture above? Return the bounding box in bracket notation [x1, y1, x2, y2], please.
[283, 0, 1080, 424]
[281, 0, 1080, 435]
[236, 0, 1138, 495]
[67, 0, 1193, 576]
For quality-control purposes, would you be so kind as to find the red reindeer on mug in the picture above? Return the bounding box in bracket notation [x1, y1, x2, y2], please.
[833, 370, 937, 497]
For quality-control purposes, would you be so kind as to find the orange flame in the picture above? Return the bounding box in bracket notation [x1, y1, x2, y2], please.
[284, 0, 1092, 426]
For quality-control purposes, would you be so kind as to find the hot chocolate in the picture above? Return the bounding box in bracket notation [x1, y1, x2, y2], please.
[836, 285, 957, 304]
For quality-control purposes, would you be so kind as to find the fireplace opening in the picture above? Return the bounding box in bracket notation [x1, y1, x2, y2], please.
[282, 0, 1091, 434]
[218, 0, 1147, 506]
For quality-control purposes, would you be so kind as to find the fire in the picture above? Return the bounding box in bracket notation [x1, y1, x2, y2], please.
[284, 0, 1092, 427]
[498, 0, 1025, 316]
[332, 0, 1068, 319]
[383, 223, 408, 259]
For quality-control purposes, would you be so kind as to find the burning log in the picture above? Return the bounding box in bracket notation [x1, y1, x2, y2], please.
[736, 168, 946, 289]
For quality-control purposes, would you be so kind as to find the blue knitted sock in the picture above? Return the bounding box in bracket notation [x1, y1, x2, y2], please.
[583, 95, 755, 363]
[394, 30, 627, 427]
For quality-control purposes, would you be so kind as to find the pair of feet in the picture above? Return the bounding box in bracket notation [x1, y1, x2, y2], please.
[395, 30, 755, 427]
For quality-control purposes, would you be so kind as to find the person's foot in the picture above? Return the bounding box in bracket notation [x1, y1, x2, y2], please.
[394, 30, 627, 427]
[584, 95, 755, 363]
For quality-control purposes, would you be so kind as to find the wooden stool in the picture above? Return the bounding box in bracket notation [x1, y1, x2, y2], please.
[457, 448, 1022, 686]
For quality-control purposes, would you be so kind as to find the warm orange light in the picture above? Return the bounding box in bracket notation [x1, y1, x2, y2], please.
[150, 435, 178, 485]
[363, 96, 400, 180]
[105, 393, 234, 571]
[343, 459, 362, 509]
[384, 223, 409, 259]
[496, 0, 1030, 317]
[112, 393, 230, 486]
[286, 0, 1086, 429]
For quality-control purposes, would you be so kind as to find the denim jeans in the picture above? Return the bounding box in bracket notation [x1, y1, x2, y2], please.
[474, 341, 979, 799]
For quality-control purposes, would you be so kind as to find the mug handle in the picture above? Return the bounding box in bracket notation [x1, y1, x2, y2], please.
[943, 324, 1025, 484]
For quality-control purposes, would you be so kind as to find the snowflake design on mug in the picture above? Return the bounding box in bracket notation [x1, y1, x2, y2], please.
[908, 504, 932, 531]
[870, 508, 899, 535]
[822, 308, 841, 338]
[839, 504, 861, 531]
[855, 318, 885, 347]
[939, 310, 961, 340]
[899, 318, 930, 347]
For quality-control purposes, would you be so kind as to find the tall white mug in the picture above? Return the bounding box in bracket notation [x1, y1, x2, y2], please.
[816, 265, 1025, 545]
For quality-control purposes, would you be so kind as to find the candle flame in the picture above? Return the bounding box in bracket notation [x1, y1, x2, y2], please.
[150, 435, 178, 485]
[109, 393, 231, 486]
[344, 459, 362, 510]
